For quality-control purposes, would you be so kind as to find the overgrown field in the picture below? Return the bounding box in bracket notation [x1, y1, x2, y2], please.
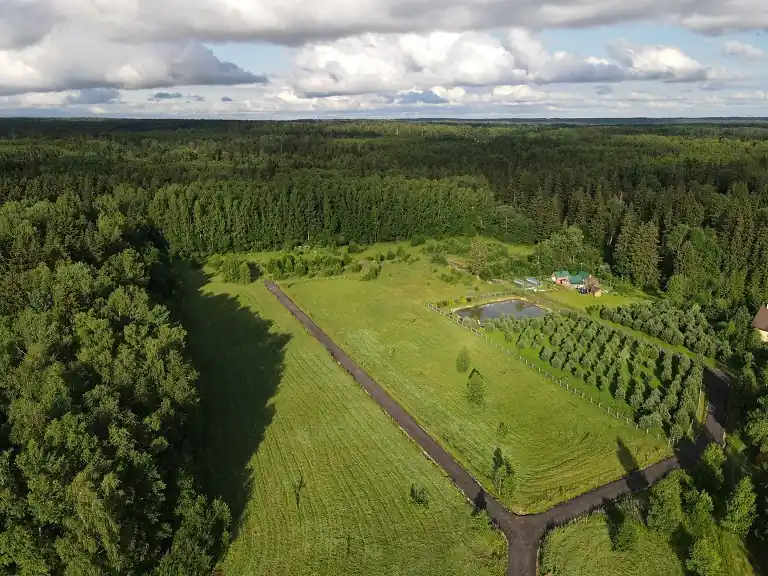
[281, 249, 671, 513]
[177, 266, 507, 576]
[540, 514, 683, 576]
[540, 513, 754, 576]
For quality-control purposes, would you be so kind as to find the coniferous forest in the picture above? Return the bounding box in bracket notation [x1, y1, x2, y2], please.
[2, 118, 768, 574]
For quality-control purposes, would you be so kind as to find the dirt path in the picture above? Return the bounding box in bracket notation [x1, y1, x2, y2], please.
[264, 279, 726, 576]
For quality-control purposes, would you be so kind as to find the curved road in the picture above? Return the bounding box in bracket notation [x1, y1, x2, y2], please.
[265, 279, 727, 576]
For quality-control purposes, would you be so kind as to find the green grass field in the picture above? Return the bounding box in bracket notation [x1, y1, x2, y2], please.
[281, 254, 671, 513]
[177, 266, 507, 576]
[540, 514, 683, 576]
[534, 285, 646, 311]
[540, 513, 755, 576]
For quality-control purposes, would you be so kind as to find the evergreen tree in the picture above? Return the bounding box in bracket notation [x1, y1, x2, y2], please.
[456, 346, 471, 373]
[628, 221, 661, 288]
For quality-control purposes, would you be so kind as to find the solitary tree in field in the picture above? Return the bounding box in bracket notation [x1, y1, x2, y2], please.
[467, 369, 485, 405]
[410, 484, 430, 507]
[491, 447, 516, 496]
[456, 346, 471, 373]
[492, 447, 504, 472]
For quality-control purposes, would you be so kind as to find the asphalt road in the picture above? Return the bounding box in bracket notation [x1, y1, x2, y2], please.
[265, 279, 728, 576]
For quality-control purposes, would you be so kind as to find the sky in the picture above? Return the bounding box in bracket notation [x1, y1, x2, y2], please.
[0, 0, 767, 119]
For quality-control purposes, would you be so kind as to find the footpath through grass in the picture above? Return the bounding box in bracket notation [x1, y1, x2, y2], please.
[283, 254, 670, 513]
[541, 513, 754, 576]
[177, 266, 507, 576]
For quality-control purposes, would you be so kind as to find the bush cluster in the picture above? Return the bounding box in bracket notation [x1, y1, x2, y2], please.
[265, 252, 350, 279]
[499, 311, 703, 437]
[599, 302, 732, 361]
[360, 262, 382, 281]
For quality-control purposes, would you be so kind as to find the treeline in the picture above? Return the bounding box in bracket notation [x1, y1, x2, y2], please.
[0, 189, 229, 575]
[148, 175, 493, 257]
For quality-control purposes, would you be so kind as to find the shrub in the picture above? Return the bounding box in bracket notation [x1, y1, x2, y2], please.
[456, 347, 471, 373]
[385, 249, 396, 260]
[467, 369, 485, 405]
[409, 484, 429, 507]
[429, 252, 448, 265]
[347, 241, 362, 254]
[361, 262, 382, 281]
[410, 235, 426, 246]
[237, 261, 253, 284]
[349, 262, 362, 273]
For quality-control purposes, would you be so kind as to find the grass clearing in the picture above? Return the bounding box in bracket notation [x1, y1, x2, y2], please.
[540, 513, 755, 576]
[279, 253, 671, 513]
[177, 266, 507, 576]
[535, 286, 646, 311]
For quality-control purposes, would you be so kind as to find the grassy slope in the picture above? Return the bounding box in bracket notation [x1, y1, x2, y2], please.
[282, 255, 670, 513]
[177, 267, 507, 576]
[541, 514, 755, 576]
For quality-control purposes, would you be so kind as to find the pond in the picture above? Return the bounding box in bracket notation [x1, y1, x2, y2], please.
[455, 299, 547, 323]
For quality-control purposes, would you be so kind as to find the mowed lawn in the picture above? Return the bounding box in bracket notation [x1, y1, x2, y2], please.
[540, 514, 754, 576]
[177, 267, 507, 576]
[534, 286, 647, 311]
[284, 259, 671, 513]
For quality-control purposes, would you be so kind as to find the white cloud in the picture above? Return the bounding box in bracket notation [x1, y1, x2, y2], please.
[607, 41, 711, 82]
[4, 79, 768, 119]
[291, 30, 716, 97]
[293, 32, 530, 96]
[0, 0, 762, 115]
[722, 40, 766, 59]
[0, 29, 264, 95]
[3, 0, 768, 49]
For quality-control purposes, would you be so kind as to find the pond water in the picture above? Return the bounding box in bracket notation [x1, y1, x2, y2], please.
[455, 299, 547, 323]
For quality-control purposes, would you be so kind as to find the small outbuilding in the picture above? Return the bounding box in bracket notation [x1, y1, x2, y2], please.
[551, 270, 570, 285]
[568, 271, 589, 289]
[751, 304, 768, 343]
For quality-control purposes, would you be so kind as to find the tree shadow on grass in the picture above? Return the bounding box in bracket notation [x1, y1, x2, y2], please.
[617, 437, 649, 494]
[178, 266, 291, 536]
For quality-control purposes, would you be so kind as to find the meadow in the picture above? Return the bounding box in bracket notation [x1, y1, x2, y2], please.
[540, 513, 755, 576]
[278, 245, 671, 513]
[177, 266, 507, 576]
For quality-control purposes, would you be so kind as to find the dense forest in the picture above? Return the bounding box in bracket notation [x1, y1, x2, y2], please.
[1, 118, 768, 573]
